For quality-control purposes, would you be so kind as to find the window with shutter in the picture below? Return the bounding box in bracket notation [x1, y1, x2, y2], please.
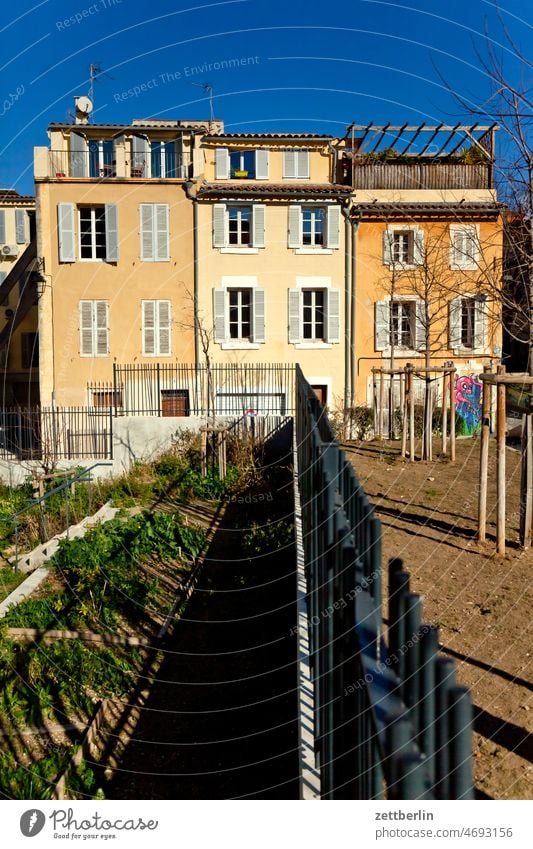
[283, 148, 309, 179]
[0, 210, 5, 244]
[375, 301, 390, 351]
[288, 206, 302, 248]
[140, 204, 169, 261]
[288, 289, 301, 343]
[58, 203, 76, 262]
[383, 227, 424, 267]
[450, 225, 479, 269]
[79, 300, 108, 357]
[142, 300, 156, 355]
[253, 289, 265, 343]
[15, 209, 26, 244]
[449, 296, 488, 350]
[215, 147, 230, 179]
[70, 131, 87, 177]
[79, 206, 106, 260]
[142, 300, 171, 355]
[105, 203, 119, 262]
[213, 289, 226, 342]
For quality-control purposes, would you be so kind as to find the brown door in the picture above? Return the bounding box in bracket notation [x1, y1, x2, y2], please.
[311, 385, 328, 407]
[161, 390, 190, 417]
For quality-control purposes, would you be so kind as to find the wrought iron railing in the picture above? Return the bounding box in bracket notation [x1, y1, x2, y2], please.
[0, 407, 113, 461]
[294, 364, 473, 799]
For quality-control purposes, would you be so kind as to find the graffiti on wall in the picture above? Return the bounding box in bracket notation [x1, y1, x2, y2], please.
[455, 374, 483, 435]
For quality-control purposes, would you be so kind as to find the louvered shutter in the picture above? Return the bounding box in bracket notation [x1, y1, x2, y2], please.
[283, 149, 296, 179]
[105, 203, 119, 262]
[143, 301, 156, 355]
[474, 297, 488, 350]
[155, 204, 169, 260]
[80, 301, 94, 355]
[58, 203, 76, 262]
[327, 289, 340, 343]
[96, 301, 109, 355]
[215, 148, 229, 179]
[70, 131, 87, 177]
[256, 149, 269, 179]
[288, 205, 302, 248]
[288, 289, 301, 343]
[15, 209, 26, 244]
[297, 149, 310, 178]
[253, 289, 266, 343]
[252, 204, 266, 248]
[175, 136, 184, 177]
[413, 230, 425, 265]
[415, 300, 426, 350]
[213, 289, 226, 343]
[326, 206, 341, 249]
[375, 301, 389, 351]
[0, 211, 5, 244]
[213, 204, 227, 248]
[383, 230, 393, 265]
[448, 297, 462, 348]
[158, 300, 171, 355]
[132, 135, 148, 175]
[140, 204, 154, 260]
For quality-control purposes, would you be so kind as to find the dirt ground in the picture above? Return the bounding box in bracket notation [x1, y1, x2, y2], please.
[347, 437, 533, 801]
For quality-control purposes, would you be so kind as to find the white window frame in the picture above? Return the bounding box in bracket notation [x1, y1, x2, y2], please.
[391, 300, 416, 349]
[79, 300, 109, 357]
[289, 278, 339, 349]
[301, 207, 326, 248]
[283, 148, 310, 179]
[78, 206, 106, 262]
[213, 204, 265, 252]
[142, 299, 172, 356]
[227, 205, 252, 247]
[449, 294, 489, 354]
[214, 277, 264, 350]
[375, 295, 425, 357]
[383, 225, 424, 270]
[450, 224, 480, 270]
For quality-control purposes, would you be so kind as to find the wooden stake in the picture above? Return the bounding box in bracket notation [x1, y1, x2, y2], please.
[201, 428, 207, 477]
[408, 364, 415, 462]
[478, 365, 491, 543]
[519, 409, 533, 549]
[450, 369, 456, 462]
[401, 370, 407, 458]
[442, 371, 448, 455]
[379, 371, 385, 440]
[496, 365, 506, 556]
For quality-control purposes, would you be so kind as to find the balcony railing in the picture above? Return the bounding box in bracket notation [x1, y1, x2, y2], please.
[339, 161, 491, 190]
[47, 150, 191, 180]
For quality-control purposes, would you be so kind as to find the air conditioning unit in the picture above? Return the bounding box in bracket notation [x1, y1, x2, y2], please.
[1, 244, 18, 257]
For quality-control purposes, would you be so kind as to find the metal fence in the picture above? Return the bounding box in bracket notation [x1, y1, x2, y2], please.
[0, 407, 113, 461]
[294, 364, 473, 799]
[109, 363, 296, 417]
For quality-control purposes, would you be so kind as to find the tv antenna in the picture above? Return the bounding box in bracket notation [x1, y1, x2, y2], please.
[192, 82, 214, 122]
[87, 63, 114, 119]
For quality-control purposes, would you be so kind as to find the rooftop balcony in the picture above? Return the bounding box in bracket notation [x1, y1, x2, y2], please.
[34, 147, 192, 180]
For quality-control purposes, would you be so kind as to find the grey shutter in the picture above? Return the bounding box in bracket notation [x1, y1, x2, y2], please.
[213, 289, 226, 343]
[326, 206, 340, 249]
[256, 149, 269, 179]
[474, 297, 488, 349]
[15, 209, 26, 244]
[175, 136, 184, 177]
[413, 230, 425, 265]
[297, 149, 309, 178]
[288, 289, 301, 343]
[327, 289, 340, 343]
[383, 230, 393, 265]
[215, 147, 229, 179]
[140, 204, 154, 260]
[284, 149, 296, 178]
[155, 204, 169, 260]
[448, 297, 462, 348]
[252, 204, 265, 248]
[58, 203, 76, 262]
[143, 301, 156, 354]
[288, 205, 301, 248]
[70, 131, 87, 177]
[0, 211, 5, 244]
[132, 135, 148, 175]
[80, 301, 94, 355]
[213, 204, 227, 248]
[158, 300, 171, 355]
[105, 203, 119, 262]
[375, 301, 389, 351]
[415, 299, 426, 350]
[96, 301, 109, 355]
[253, 289, 265, 343]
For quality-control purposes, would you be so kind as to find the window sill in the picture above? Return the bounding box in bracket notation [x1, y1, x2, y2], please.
[450, 264, 478, 272]
[387, 263, 420, 271]
[220, 247, 260, 254]
[379, 349, 423, 358]
[295, 248, 334, 255]
[294, 342, 333, 350]
[221, 342, 261, 350]
[452, 347, 490, 357]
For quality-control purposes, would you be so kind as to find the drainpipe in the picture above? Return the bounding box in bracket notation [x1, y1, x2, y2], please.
[350, 217, 359, 420]
[341, 202, 352, 413]
[183, 180, 200, 367]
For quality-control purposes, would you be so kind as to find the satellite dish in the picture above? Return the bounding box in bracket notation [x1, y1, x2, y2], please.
[75, 96, 93, 115]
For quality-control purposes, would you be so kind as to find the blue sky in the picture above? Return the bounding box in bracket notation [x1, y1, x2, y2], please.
[0, 0, 531, 193]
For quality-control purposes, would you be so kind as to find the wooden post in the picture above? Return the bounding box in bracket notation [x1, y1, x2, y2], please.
[449, 369, 456, 462]
[372, 370, 378, 439]
[442, 371, 448, 456]
[379, 371, 385, 440]
[407, 364, 415, 462]
[519, 398, 533, 549]
[200, 428, 207, 477]
[496, 365, 506, 556]
[478, 365, 491, 543]
[401, 369, 407, 459]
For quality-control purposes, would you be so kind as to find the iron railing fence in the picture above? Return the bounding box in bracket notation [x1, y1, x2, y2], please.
[0, 407, 113, 461]
[48, 150, 191, 180]
[110, 362, 296, 417]
[295, 364, 473, 799]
